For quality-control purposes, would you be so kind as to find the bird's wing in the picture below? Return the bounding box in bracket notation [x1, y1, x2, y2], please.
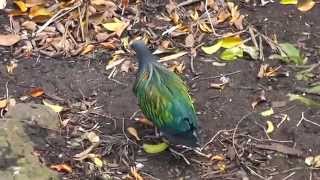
[134, 63, 197, 133]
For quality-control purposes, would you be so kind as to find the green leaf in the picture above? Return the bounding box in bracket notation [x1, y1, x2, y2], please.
[201, 40, 222, 55]
[288, 93, 320, 108]
[280, 0, 298, 4]
[279, 43, 305, 65]
[220, 46, 243, 61]
[143, 142, 169, 154]
[306, 85, 320, 95]
[243, 45, 259, 60]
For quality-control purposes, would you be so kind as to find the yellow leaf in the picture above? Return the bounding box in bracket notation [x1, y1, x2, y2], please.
[260, 108, 274, 117]
[190, 9, 199, 21]
[199, 23, 213, 33]
[280, 0, 298, 4]
[297, 0, 315, 12]
[0, 34, 20, 46]
[29, 5, 52, 19]
[201, 40, 223, 55]
[0, 99, 7, 108]
[102, 18, 128, 37]
[43, 100, 63, 113]
[143, 142, 169, 154]
[221, 36, 242, 48]
[81, 44, 94, 55]
[92, 157, 103, 168]
[266, 120, 274, 134]
[14, 1, 28, 12]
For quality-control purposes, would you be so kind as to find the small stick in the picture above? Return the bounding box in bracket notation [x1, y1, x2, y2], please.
[282, 172, 296, 180]
[232, 112, 254, 158]
[177, 0, 201, 7]
[169, 148, 190, 165]
[297, 112, 320, 127]
[192, 70, 241, 81]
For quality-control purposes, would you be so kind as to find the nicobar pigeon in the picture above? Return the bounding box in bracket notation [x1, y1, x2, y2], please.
[131, 40, 199, 147]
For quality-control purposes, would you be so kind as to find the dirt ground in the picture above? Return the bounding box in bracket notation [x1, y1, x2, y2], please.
[0, 2, 320, 180]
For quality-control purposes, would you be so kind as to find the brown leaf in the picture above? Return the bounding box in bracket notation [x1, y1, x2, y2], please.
[185, 34, 194, 48]
[217, 9, 231, 23]
[127, 127, 141, 141]
[100, 42, 116, 49]
[21, 20, 37, 31]
[120, 60, 133, 73]
[29, 5, 52, 19]
[30, 87, 44, 97]
[96, 32, 111, 42]
[50, 164, 72, 173]
[26, 0, 44, 7]
[121, 0, 129, 9]
[0, 34, 20, 46]
[81, 44, 94, 55]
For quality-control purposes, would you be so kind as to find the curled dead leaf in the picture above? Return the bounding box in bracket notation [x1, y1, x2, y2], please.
[81, 44, 94, 55]
[30, 87, 44, 97]
[127, 127, 141, 141]
[50, 164, 72, 173]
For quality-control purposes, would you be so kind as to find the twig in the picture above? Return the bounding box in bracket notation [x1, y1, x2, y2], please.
[200, 129, 235, 151]
[177, 0, 201, 7]
[205, 0, 218, 36]
[190, 54, 199, 75]
[35, 2, 82, 35]
[192, 70, 241, 81]
[122, 118, 138, 145]
[169, 148, 190, 165]
[297, 112, 320, 128]
[232, 112, 254, 158]
[282, 172, 295, 180]
[245, 165, 266, 180]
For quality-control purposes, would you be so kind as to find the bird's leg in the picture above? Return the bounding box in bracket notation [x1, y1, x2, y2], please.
[154, 127, 160, 137]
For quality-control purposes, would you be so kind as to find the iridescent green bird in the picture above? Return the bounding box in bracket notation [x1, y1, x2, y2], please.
[131, 40, 199, 147]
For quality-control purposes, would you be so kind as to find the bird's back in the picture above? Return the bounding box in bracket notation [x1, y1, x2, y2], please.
[132, 41, 198, 147]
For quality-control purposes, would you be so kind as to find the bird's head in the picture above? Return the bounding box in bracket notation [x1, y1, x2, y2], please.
[130, 40, 156, 70]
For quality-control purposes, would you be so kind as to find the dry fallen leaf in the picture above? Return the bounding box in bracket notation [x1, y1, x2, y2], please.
[130, 167, 144, 180]
[14, 0, 28, 12]
[251, 90, 267, 109]
[185, 34, 194, 48]
[81, 44, 94, 55]
[30, 87, 44, 97]
[0, 34, 20, 46]
[85, 131, 100, 144]
[102, 18, 129, 37]
[211, 154, 225, 161]
[21, 20, 37, 31]
[0, 99, 7, 108]
[120, 60, 133, 73]
[50, 164, 72, 173]
[159, 51, 188, 62]
[297, 0, 315, 12]
[6, 62, 18, 74]
[127, 127, 141, 141]
[43, 100, 63, 113]
[29, 5, 52, 19]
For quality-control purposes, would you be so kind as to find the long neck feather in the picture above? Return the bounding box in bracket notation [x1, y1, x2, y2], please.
[135, 45, 156, 72]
